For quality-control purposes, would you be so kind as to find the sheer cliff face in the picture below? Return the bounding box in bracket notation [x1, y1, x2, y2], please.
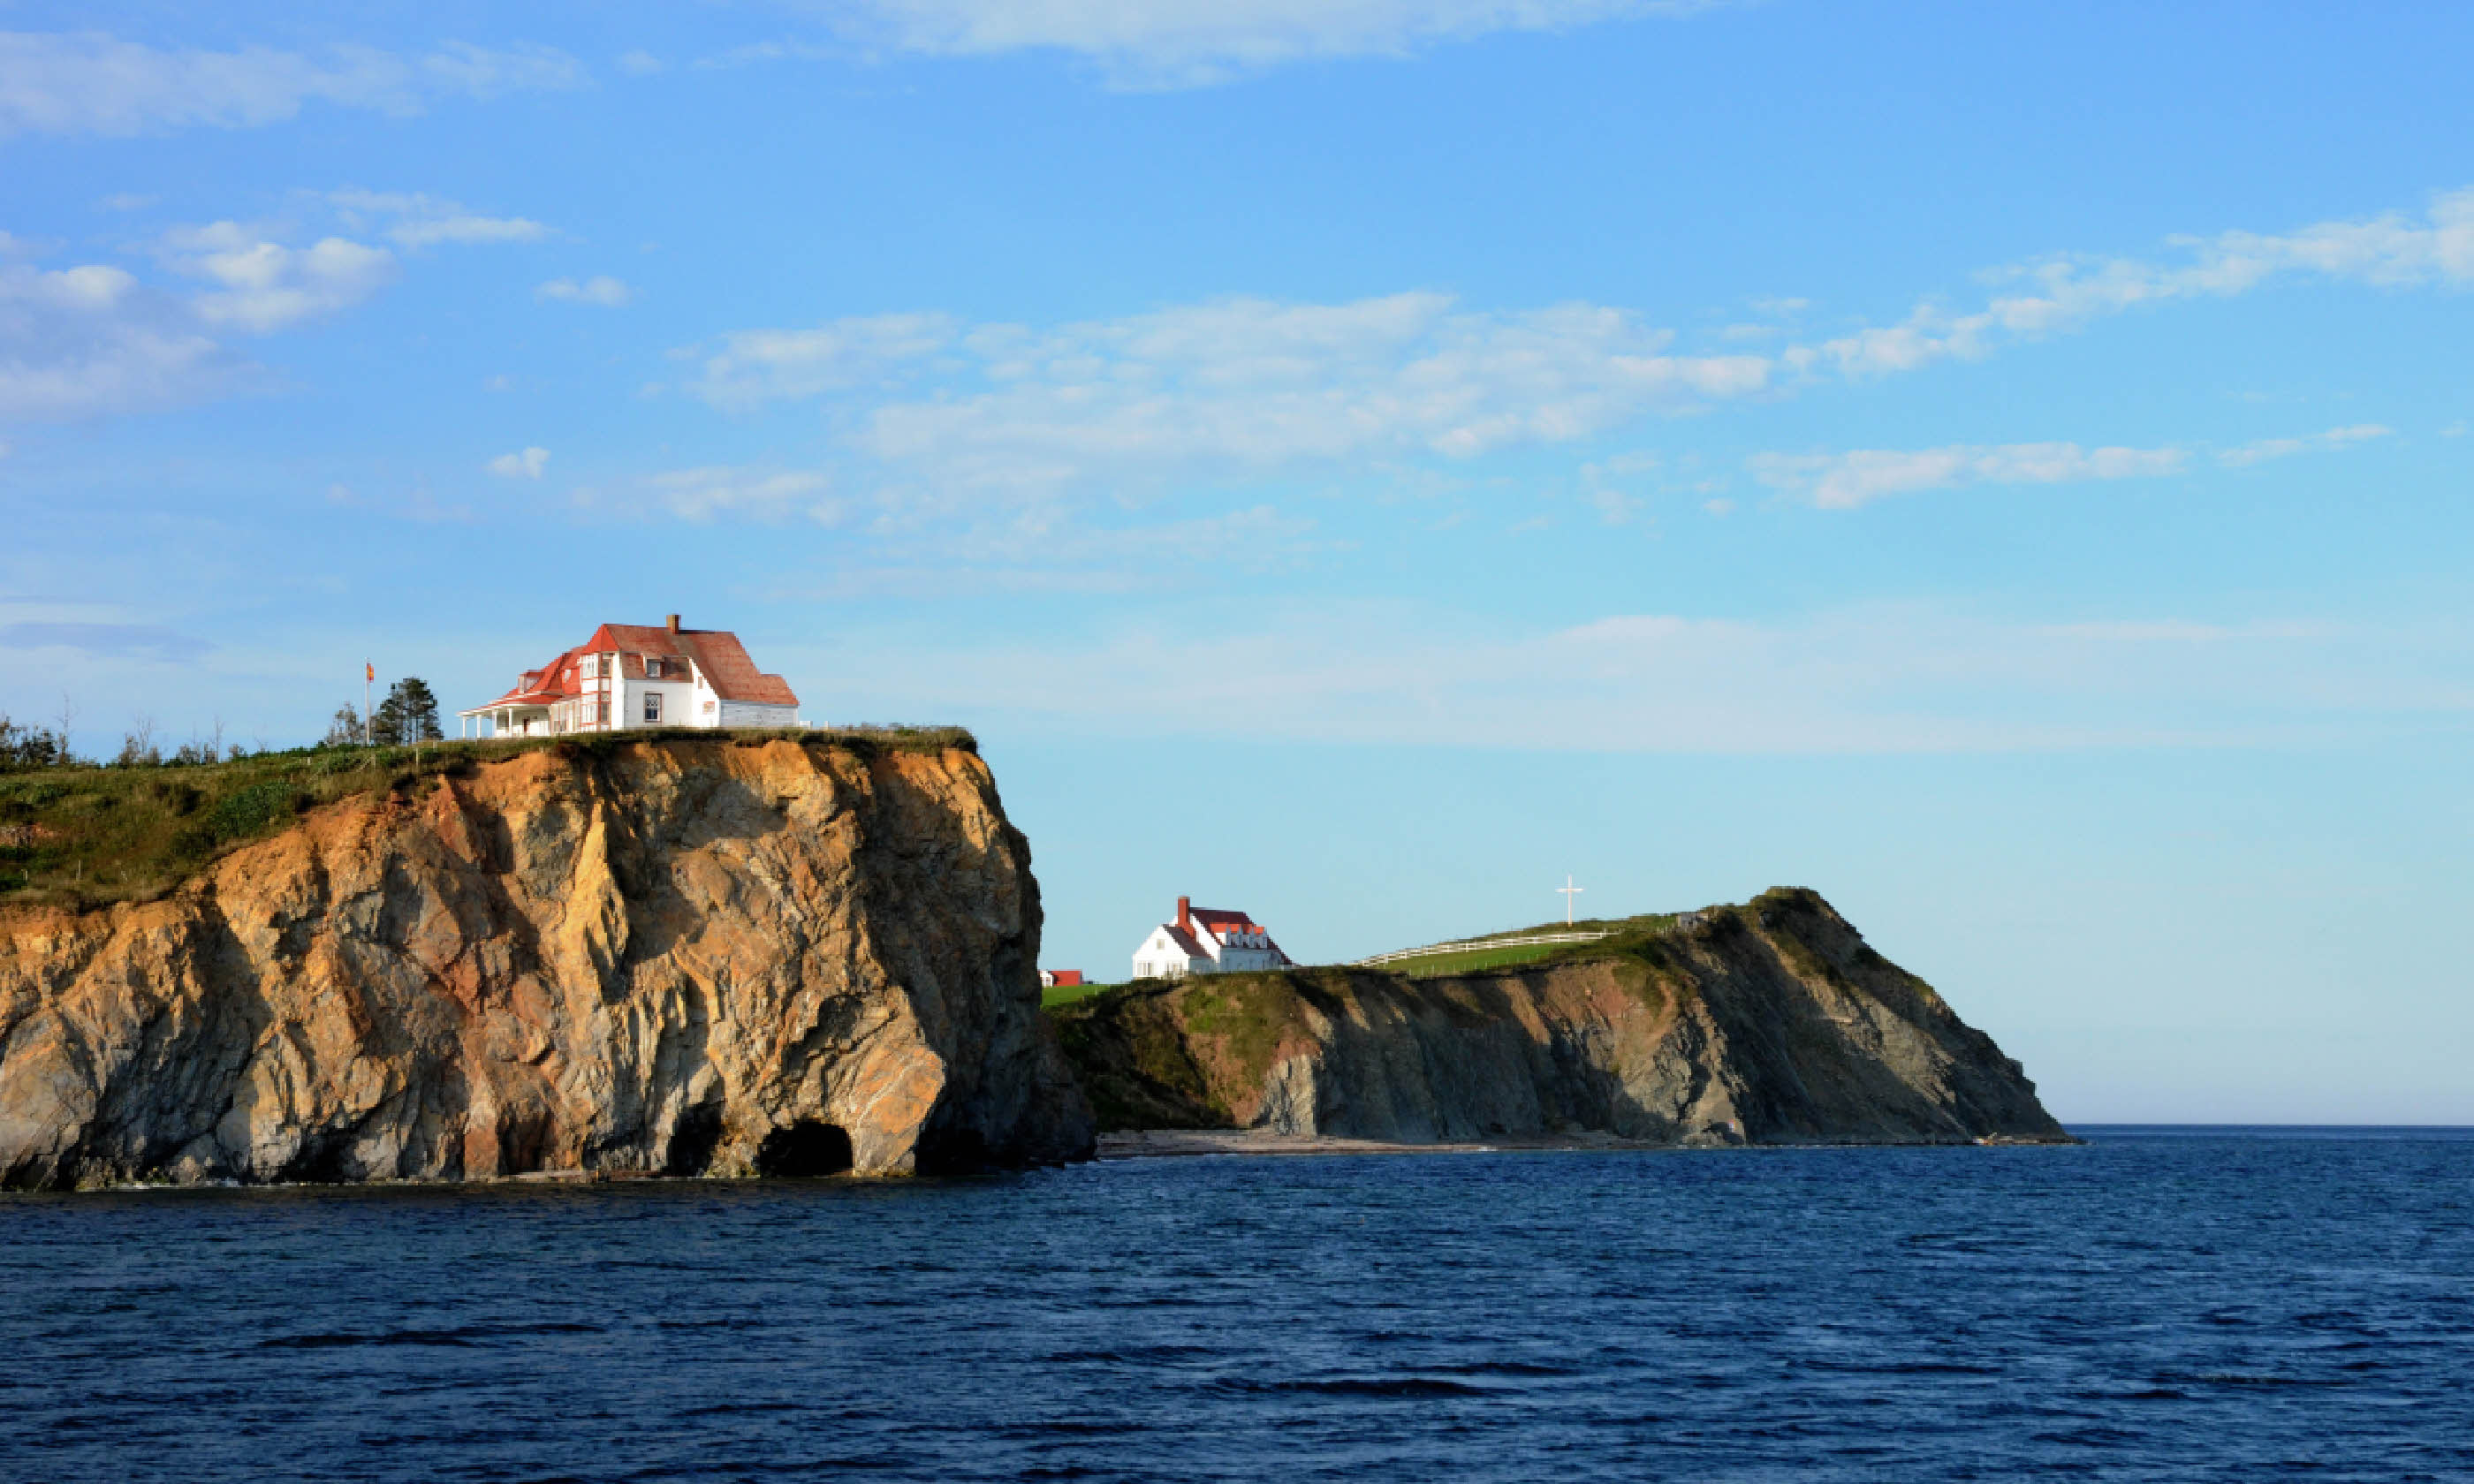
[1056, 889, 2069, 1146]
[0, 739, 1093, 1189]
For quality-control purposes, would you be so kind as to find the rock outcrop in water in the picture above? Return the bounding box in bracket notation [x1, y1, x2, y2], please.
[0, 737, 1094, 1188]
[1053, 888, 2068, 1146]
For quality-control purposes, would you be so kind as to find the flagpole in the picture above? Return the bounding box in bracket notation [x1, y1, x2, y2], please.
[364, 662, 372, 746]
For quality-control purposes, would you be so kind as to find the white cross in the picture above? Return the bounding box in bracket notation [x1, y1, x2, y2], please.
[1558, 874, 1584, 926]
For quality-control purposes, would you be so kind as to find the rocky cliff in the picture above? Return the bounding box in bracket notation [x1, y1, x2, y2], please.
[1054, 888, 2068, 1146]
[0, 737, 1094, 1188]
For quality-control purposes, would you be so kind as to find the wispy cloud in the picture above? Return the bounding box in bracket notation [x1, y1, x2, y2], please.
[0, 193, 550, 420]
[0, 620, 210, 662]
[806, 601, 2472, 752]
[537, 275, 636, 307]
[657, 192, 2463, 518]
[758, 504, 1327, 599]
[329, 190, 550, 248]
[1750, 425, 2395, 509]
[486, 447, 549, 478]
[683, 294, 1768, 500]
[0, 33, 585, 139]
[569, 466, 843, 523]
[2217, 423, 2393, 467]
[823, 0, 1725, 87]
[0, 259, 234, 420]
[1792, 189, 2474, 378]
[1750, 442, 2188, 509]
[158, 222, 398, 333]
[680, 312, 958, 407]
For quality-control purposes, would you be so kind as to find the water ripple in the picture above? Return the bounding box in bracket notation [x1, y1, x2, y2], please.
[2, 1126, 2470, 1481]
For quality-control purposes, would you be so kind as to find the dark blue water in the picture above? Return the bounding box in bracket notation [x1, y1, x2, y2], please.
[4, 1127, 2470, 1482]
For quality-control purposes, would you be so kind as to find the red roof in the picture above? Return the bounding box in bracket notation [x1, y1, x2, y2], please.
[467, 622, 798, 712]
[580, 624, 799, 706]
[1190, 908, 1261, 934]
[1164, 906, 1289, 964]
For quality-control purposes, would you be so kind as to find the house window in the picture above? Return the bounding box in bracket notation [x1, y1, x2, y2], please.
[596, 700, 609, 725]
[643, 693, 663, 724]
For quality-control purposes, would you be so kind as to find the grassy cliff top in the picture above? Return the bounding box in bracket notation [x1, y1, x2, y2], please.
[0, 725, 974, 912]
[1353, 910, 1691, 977]
[1057, 890, 1832, 1005]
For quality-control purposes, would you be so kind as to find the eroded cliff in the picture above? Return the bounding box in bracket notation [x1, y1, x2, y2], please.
[0, 737, 1094, 1188]
[1055, 888, 2068, 1146]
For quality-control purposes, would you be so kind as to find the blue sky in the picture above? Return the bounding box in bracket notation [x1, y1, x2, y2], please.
[4, 2, 2470, 1122]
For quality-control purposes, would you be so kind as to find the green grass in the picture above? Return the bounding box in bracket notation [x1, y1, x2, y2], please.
[1039, 980, 1114, 1010]
[1379, 942, 1568, 977]
[0, 725, 975, 912]
[1364, 912, 1684, 978]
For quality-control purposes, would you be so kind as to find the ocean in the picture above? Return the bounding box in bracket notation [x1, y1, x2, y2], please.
[3, 1126, 2468, 1481]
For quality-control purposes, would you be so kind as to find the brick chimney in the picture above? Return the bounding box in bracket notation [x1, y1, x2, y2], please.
[666, 613, 681, 633]
[1176, 896, 1191, 934]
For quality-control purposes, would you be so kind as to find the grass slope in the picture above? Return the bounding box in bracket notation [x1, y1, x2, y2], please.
[0, 726, 973, 912]
[1369, 912, 1681, 977]
[1039, 980, 1114, 1010]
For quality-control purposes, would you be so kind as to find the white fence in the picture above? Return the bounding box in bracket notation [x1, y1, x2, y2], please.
[1350, 930, 1612, 968]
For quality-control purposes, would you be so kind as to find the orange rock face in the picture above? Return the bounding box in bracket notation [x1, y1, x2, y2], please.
[0, 738, 1093, 1187]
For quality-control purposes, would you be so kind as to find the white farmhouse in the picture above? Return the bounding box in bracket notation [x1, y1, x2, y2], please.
[1131, 897, 1294, 980]
[458, 615, 801, 738]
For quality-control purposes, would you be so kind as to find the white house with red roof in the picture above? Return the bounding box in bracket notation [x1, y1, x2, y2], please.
[1131, 896, 1294, 980]
[457, 615, 801, 738]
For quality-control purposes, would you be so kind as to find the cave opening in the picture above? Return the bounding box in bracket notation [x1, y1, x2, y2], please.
[664, 1103, 725, 1177]
[755, 1120, 854, 1177]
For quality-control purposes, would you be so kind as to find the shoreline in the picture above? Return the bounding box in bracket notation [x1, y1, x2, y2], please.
[1095, 1129, 2077, 1160]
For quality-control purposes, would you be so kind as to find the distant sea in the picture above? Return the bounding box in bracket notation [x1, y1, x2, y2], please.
[4, 1127, 2468, 1481]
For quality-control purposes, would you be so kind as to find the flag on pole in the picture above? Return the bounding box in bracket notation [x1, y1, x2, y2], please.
[366, 662, 375, 683]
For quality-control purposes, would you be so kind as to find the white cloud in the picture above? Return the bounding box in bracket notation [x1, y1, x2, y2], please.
[588, 466, 842, 523]
[487, 446, 549, 478]
[1793, 189, 2474, 379]
[415, 41, 585, 99]
[159, 222, 398, 333]
[686, 295, 1768, 498]
[0, 32, 585, 138]
[537, 275, 636, 307]
[0, 195, 528, 420]
[808, 601, 2471, 752]
[635, 191, 2474, 518]
[2033, 619, 2329, 643]
[1751, 424, 2398, 508]
[683, 312, 956, 407]
[329, 190, 549, 248]
[2216, 423, 2394, 467]
[616, 49, 667, 76]
[1750, 441, 2188, 509]
[764, 503, 1328, 597]
[0, 259, 234, 420]
[698, 40, 846, 69]
[830, 0, 1722, 87]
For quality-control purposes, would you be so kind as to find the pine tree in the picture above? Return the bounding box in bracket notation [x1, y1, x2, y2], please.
[371, 678, 444, 745]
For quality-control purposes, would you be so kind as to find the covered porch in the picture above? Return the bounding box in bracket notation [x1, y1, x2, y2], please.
[457, 700, 554, 739]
